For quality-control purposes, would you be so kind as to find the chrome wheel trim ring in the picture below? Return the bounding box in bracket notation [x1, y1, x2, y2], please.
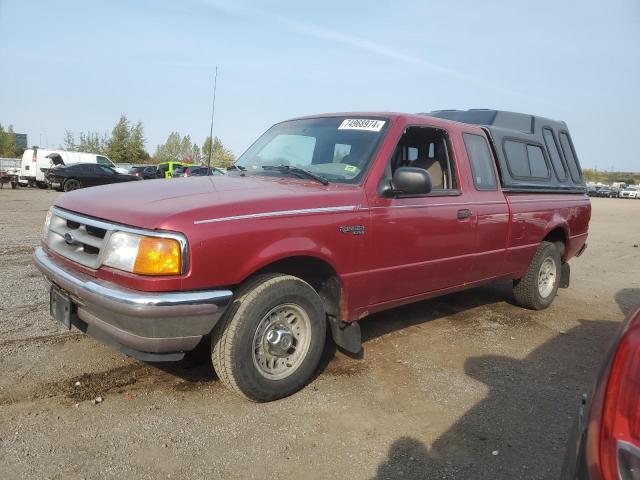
[252, 303, 312, 380]
[538, 256, 557, 298]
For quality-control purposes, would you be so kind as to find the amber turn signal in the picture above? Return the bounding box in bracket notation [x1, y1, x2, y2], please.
[132, 237, 181, 275]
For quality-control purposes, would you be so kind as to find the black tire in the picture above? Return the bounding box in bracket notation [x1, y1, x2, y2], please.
[10, 182, 17, 189]
[36, 181, 48, 190]
[63, 178, 81, 192]
[513, 241, 562, 310]
[211, 274, 326, 402]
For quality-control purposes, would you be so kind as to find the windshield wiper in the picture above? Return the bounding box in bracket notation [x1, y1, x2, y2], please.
[228, 164, 246, 176]
[262, 165, 329, 185]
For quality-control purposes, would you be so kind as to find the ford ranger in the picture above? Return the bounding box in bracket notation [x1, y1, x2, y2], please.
[34, 110, 591, 401]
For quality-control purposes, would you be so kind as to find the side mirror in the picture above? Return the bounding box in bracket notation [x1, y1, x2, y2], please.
[391, 167, 432, 196]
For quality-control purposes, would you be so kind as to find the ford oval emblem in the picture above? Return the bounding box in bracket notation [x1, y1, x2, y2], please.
[64, 232, 75, 245]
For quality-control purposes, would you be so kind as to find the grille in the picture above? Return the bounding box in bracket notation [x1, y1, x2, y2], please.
[46, 209, 113, 269]
[44, 207, 188, 273]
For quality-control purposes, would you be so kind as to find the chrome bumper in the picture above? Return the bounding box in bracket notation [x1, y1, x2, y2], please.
[34, 247, 232, 360]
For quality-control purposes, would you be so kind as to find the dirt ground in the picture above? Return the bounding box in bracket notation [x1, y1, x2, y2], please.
[0, 188, 638, 480]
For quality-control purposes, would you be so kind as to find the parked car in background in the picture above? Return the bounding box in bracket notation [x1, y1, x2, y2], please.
[157, 161, 192, 179]
[35, 110, 590, 402]
[170, 165, 186, 178]
[561, 307, 640, 479]
[596, 186, 618, 198]
[587, 185, 602, 197]
[171, 165, 225, 177]
[128, 165, 158, 179]
[46, 163, 140, 192]
[116, 163, 133, 171]
[19, 148, 127, 188]
[619, 186, 640, 199]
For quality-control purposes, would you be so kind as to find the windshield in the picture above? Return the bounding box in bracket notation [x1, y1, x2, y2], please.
[235, 117, 388, 184]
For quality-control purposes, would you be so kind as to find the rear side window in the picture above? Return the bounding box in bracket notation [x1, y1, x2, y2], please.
[527, 145, 549, 177]
[504, 140, 550, 179]
[542, 128, 567, 181]
[559, 132, 582, 182]
[96, 156, 111, 166]
[463, 133, 497, 190]
[504, 141, 529, 177]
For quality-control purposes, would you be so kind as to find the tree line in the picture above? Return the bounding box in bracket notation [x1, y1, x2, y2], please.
[582, 168, 638, 185]
[62, 114, 236, 168]
[0, 124, 23, 157]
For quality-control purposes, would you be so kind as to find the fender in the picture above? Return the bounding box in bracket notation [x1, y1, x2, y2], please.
[235, 236, 343, 284]
[543, 216, 570, 256]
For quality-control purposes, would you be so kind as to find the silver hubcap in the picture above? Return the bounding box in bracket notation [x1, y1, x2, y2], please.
[252, 303, 311, 380]
[538, 257, 557, 298]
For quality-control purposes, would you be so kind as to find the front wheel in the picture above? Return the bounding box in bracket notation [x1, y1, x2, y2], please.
[211, 274, 326, 402]
[513, 241, 562, 310]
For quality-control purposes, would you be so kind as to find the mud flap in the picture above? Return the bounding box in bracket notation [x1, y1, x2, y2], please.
[327, 316, 362, 354]
[560, 262, 570, 288]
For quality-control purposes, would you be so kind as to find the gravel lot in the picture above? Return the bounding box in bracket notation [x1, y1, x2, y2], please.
[0, 188, 639, 479]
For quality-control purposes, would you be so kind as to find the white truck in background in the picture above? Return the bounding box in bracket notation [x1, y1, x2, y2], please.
[18, 149, 127, 188]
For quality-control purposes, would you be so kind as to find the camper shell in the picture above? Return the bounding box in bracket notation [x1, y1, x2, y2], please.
[425, 109, 585, 194]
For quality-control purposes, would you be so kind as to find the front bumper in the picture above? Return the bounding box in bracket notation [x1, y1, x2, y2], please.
[34, 247, 232, 361]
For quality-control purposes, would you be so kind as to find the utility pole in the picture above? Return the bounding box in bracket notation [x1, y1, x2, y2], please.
[206, 67, 219, 170]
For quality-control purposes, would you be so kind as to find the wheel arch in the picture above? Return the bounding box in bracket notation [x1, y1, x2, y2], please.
[243, 254, 346, 323]
[542, 224, 569, 258]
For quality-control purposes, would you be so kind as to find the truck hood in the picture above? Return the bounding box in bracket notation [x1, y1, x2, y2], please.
[53, 175, 364, 231]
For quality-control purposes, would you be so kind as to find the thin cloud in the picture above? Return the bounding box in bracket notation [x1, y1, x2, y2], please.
[202, 0, 535, 100]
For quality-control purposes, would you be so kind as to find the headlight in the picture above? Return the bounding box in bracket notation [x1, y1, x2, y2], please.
[42, 208, 52, 242]
[102, 231, 183, 276]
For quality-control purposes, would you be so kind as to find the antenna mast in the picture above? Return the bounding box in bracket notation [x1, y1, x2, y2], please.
[206, 66, 218, 169]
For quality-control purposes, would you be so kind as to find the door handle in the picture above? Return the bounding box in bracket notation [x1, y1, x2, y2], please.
[457, 209, 472, 219]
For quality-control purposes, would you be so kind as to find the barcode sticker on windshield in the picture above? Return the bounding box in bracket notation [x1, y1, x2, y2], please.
[338, 119, 385, 132]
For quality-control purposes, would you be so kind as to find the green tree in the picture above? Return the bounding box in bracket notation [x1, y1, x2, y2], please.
[191, 144, 202, 164]
[154, 133, 207, 164]
[78, 131, 108, 155]
[0, 124, 20, 157]
[202, 136, 235, 168]
[180, 135, 194, 161]
[105, 114, 131, 163]
[154, 132, 183, 163]
[126, 122, 146, 164]
[63, 130, 76, 151]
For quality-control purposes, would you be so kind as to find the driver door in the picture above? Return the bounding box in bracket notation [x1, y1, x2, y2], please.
[366, 126, 477, 304]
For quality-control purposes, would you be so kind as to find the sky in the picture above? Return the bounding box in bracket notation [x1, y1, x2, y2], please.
[0, 0, 639, 171]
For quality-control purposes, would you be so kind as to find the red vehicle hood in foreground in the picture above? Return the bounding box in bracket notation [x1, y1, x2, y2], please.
[53, 175, 363, 231]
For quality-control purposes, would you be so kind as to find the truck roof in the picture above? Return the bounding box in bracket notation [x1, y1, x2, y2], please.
[288, 110, 586, 193]
[424, 109, 585, 193]
[424, 109, 567, 134]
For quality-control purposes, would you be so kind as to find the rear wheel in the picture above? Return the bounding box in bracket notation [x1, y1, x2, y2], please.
[63, 178, 81, 192]
[513, 241, 562, 310]
[211, 274, 326, 402]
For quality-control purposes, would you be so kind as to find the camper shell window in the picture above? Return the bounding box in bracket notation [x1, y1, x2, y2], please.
[425, 109, 585, 193]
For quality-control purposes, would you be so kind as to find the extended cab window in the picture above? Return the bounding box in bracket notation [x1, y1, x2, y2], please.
[504, 140, 550, 179]
[390, 126, 457, 192]
[96, 156, 111, 166]
[463, 133, 497, 190]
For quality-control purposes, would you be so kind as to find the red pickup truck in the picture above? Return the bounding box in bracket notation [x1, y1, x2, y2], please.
[35, 110, 590, 401]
